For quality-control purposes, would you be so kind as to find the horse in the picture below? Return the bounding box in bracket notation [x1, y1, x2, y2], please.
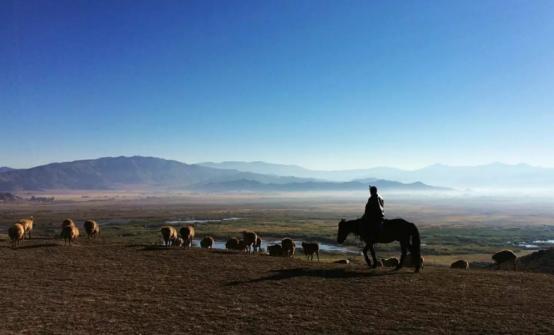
[337, 218, 422, 273]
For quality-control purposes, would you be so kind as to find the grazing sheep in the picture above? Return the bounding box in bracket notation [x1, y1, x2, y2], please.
[281, 238, 296, 257]
[267, 244, 283, 257]
[83, 220, 100, 239]
[8, 223, 25, 248]
[492, 250, 517, 271]
[226, 237, 240, 250]
[241, 231, 257, 254]
[451, 260, 469, 270]
[62, 218, 75, 229]
[16, 217, 34, 239]
[236, 240, 249, 253]
[160, 226, 178, 247]
[173, 237, 184, 247]
[200, 236, 214, 249]
[179, 225, 195, 248]
[381, 257, 400, 268]
[61, 224, 80, 245]
[254, 236, 262, 253]
[301, 242, 320, 261]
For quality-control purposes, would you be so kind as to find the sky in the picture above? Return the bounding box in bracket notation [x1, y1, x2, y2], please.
[1, 0, 554, 170]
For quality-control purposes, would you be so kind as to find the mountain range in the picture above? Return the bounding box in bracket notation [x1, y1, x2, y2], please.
[200, 161, 554, 188]
[0, 156, 441, 192]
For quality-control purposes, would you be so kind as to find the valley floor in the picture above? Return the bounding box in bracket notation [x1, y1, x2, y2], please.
[2, 240, 553, 334]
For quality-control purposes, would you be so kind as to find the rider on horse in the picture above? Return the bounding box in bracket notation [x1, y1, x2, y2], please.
[363, 186, 384, 236]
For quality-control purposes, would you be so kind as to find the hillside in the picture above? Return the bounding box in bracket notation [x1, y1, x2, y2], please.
[0, 167, 14, 173]
[1, 243, 553, 334]
[0, 156, 310, 191]
[0, 156, 444, 192]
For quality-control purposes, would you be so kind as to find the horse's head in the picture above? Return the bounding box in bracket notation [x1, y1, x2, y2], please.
[337, 219, 349, 244]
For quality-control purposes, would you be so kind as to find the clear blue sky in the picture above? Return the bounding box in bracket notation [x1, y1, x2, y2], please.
[1, 0, 553, 169]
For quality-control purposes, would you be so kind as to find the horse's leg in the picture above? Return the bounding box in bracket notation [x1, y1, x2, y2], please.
[396, 241, 407, 270]
[368, 244, 378, 268]
[362, 244, 373, 268]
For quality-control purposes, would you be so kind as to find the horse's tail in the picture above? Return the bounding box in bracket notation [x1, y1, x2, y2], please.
[409, 222, 422, 272]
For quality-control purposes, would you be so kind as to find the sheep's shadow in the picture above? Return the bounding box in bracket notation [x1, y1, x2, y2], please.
[226, 267, 412, 286]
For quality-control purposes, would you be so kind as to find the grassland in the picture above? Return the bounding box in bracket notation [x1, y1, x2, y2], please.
[1, 192, 554, 333]
[1, 242, 554, 334]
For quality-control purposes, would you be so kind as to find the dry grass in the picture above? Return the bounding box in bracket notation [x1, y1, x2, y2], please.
[1, 239, 553, 334]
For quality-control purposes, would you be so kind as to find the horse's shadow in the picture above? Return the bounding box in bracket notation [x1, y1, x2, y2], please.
[226, 267, 411, 286]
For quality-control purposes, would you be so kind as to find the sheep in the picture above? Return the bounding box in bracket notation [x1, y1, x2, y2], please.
[61, 224, 80, 245]
[200, 236, 214, 249]
[226, 237, 240, 250]
[301, 242, 320, 261]
[83, 220, 100, 239]
[281, 238, 296, 257]
[179, 225, 195, 248]
[492, 250, 517, 271]
[381, 257, 400, 268]
[267, 244, 283, 257]
[451, 260, 469, 270]
[8, 223, 25, 248]
[173, 237, 184, 247]
[236, 240, 249, 253]
[254, 236, 262, 253]
[160, 226, 178, 247]
[16, 216, 34, 239]
[241, 231, 257, 254]
[62, 218, 75, 229]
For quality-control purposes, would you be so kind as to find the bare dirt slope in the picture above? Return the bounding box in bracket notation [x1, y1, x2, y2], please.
[1, 241, 553, 334]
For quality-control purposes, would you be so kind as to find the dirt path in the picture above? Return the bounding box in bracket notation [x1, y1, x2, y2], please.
[1, 241, 553, 334]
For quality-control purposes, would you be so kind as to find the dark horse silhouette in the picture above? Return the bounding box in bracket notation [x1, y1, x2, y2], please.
[337, 218, 422, 273]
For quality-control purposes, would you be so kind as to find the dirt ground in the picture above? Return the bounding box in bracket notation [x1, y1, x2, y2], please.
[1, 239, 553, 334]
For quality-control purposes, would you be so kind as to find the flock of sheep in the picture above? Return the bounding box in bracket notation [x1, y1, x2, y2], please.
[8, 217, 100, 248]
[159, 224, 321, 261]
[6, 217, 519, 271]
[449, 249, 518, 271]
